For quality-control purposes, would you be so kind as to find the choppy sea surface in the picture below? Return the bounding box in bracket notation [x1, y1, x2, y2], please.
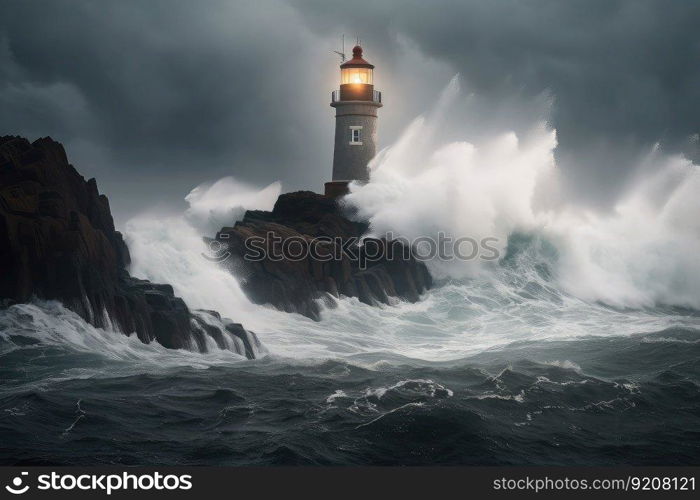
[1, 235, 698, 465]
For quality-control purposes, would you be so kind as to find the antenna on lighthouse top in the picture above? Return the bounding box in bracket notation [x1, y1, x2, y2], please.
[333, 34, 346, 62]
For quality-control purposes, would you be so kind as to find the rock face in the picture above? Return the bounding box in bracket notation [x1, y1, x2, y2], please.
[214, 191, 432, 320]
[0, 136, 261, 358]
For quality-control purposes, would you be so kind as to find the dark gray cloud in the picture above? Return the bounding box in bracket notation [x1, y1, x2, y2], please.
[294, 0, 700, 204]
[0, 0, 343, 222]
[1, 0, 698, 223]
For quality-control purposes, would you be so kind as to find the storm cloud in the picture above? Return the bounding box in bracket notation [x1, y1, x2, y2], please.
[1, 0, 698, 223]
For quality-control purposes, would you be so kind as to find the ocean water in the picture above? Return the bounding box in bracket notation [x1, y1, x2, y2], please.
[1, 78, 699, 465]
[1, 235, 698, 465]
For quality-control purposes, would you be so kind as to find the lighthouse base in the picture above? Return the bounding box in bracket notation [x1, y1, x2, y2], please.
[324, 181, 350, 198]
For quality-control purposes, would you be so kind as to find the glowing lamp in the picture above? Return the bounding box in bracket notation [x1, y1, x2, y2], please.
[341, 66, 373, 85]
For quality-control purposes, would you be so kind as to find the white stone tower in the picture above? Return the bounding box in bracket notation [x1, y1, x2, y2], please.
[325, 45, 382, 197]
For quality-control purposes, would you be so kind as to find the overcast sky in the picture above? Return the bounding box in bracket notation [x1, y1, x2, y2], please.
[1, 0, 698, 225]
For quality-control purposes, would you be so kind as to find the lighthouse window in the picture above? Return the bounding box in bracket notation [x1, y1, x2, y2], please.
[350, 126, 363, 145]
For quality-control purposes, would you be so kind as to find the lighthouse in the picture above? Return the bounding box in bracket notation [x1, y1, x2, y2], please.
[325, 45, 382, 197]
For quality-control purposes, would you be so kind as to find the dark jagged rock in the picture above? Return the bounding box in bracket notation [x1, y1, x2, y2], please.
[215, 191, 432, 320]
[0, 135, 260, 358]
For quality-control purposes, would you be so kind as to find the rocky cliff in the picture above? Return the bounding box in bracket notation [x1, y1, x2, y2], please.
[0, 136, 261, 358]
[214, 191, 432, 320]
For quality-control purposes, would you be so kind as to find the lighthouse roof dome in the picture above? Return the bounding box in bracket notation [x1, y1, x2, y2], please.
[340, 45, 374, 69]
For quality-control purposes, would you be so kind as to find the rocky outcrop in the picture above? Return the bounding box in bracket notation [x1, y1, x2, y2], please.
[214, 191, 432, 320]
[0, 136, 260, 358]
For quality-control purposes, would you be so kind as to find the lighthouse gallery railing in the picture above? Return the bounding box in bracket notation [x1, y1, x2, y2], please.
[331, 90, 382, 103]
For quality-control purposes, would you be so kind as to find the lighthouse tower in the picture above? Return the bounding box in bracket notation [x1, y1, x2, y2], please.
[325, 45, 382, 197]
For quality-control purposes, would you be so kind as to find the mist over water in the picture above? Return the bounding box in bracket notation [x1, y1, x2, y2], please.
[2, 78, 699, 465]
[184, 177, 281, 236]
[348, 76, 700, 309]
